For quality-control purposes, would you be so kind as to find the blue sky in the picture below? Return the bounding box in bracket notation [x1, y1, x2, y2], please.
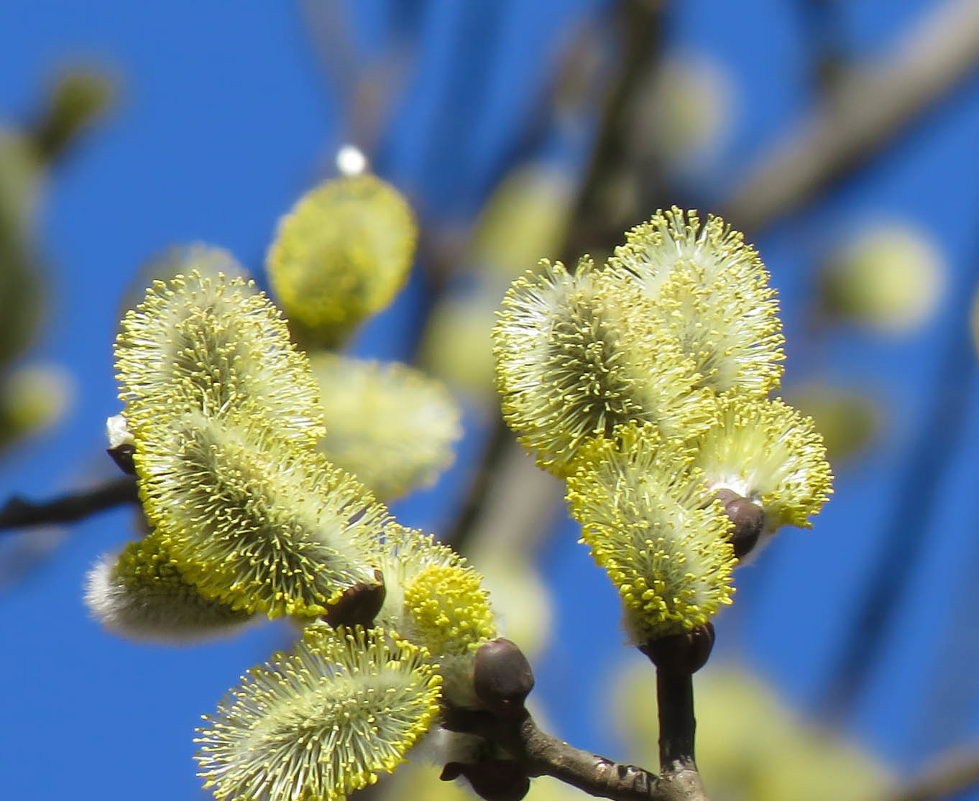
[2, 2, 979, 799]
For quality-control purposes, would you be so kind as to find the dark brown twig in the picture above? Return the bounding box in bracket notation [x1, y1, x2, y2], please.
[445, 638, 709, 801]
[509, 714, 661, 801]
[502, 710, 715, 801]
[656, 670, 697, 773]
[0, 476, 137, 532]
[652, 671, 708, 801]
[452, 709, 703, 801]
[639, 626, 715, 800]
[443, 415, 512, 549]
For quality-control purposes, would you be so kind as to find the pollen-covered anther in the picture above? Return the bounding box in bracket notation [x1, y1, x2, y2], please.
[370, 524, 475, 638]
[195, 626, 442, 801]
[403, 563, 497, 658]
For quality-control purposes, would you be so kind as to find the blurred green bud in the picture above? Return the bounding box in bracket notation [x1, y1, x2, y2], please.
[820, 223, 945, 335]
[470, 548, 553, 661]
[0, 362, 73, 449]
[310, 353, 462, 500]
[784, 383, 880, 465]
[0, 128, 43, 232]
[33, 68, 116, 162]
[0, 130, 44, 367]
[471, 165, 572, 280]
[0, 69, 114, 371]
[266, 174, 417, 348]
[632, 52, 733, 173]
[418, 290, 499, 397]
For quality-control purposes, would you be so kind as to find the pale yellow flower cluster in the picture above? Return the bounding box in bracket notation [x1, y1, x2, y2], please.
[494, 208, 832, 641]
[88, 267, 491, 801]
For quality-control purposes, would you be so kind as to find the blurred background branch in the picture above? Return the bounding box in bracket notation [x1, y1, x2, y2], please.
[880, 745, 979, 801]
[725, 0, 979, 231]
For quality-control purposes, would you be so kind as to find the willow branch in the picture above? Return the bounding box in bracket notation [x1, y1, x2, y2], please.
[654, 670, 708, 801]
[724, 0, 979, 231]
[445, 0, 665, 551]
[506, 648, 709, 800]
[491, 713, 704, 801]
[637, 626, 715, 801]
[656, 670, 696, 772]
[561, 0, 666, 263]
[878, 745, 979, 801]
[449, 0, 979, 558]
[510, 714, 660, 801]
[0, 475, 137, 532]
[445, 635, 709, 801]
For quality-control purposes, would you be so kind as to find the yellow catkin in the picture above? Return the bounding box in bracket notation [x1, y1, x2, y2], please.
[691, 393, 833, 533]
[608, 207, 785, 395]
[310, 353, 461, 500]
[266, 174, 417, 348]
[567, 423, 736, 641]
[196, 626, 442, 801]
[137, 411, 388, 618]
[115, 271, 324, 446]
[493, 258, 713, 477]
[84, 532, 253, 643]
